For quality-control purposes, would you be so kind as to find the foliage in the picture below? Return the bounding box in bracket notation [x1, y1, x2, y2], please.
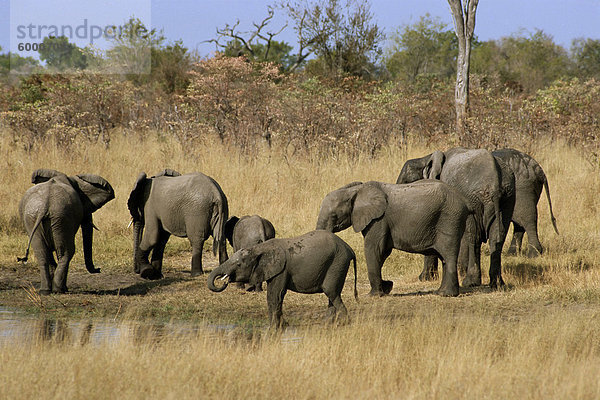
[38, 36, 88, 71]
[571, 38, 600, 80]
[283, 0, 384, 79]
[385, 14, 457, 83]
[471, 29, 571, 94]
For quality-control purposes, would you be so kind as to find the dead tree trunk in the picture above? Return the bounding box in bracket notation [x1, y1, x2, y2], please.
[447, 0, 478, 141]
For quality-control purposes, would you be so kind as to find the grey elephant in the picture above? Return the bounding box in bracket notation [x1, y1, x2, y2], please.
[224, 214, 276, 291]
[316, 180, 471, 297]
[492, 148, 559, 257]
[397, 148, 515, 289]
[127, 169, 229, 280]
[18, 169, 115, 294]
[207, 230, 357, 328]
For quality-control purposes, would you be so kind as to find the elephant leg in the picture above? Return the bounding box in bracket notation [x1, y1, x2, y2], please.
[364, 242, 393, 296]
[148, 229, 169, 280]
[462, 241, 482, 287]
[523, 215, 543, 257]
[434, 237, 460, 296]
[325, 295, 348, 324]
[457, 241, 469, 276]
[53, 241, 75, 294]
[32, 239, 55, 295]
[138, 219, 160, 280]
[266, 276, 288, 329]
[488, 223, 507, 290]
[189, 238, 205, 277]
[506, 223, 525, 256]
[364, 225, 393, 296]
[419, 256, 438, 281]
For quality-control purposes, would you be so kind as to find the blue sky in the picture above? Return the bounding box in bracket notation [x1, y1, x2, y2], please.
[2, 0, 599, 59]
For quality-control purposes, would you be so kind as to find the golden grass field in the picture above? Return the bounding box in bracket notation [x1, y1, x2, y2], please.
[1, 130, 600, 399]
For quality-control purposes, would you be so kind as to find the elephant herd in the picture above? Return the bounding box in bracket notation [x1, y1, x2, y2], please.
[18, 147, 558, 328]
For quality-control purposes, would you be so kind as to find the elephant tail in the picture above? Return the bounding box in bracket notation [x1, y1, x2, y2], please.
[352, 255, 358, 302]
[211, 198, 228, 258]
[17, 212, 45, 263]
[493, 194, 504, 241]
[543, 175, 559, 235]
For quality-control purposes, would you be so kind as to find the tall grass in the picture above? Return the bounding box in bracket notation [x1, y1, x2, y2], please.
[1, 129, 600, 398]
[1, 307, 600, 399]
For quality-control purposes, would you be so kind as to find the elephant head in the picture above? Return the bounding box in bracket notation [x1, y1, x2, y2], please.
[396, 151, 448, 184]
[317, 182, 388, 233]
[31, 169, 115, 214]
[207, 245, 285, 292]
[423, 150, 445, 180]
[224, 216, 240, 247]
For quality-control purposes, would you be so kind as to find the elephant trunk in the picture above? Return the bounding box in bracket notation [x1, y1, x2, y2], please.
[132, 220, 144, 274]
[316, 215, 333, 232]
[207, 263, 235, 293]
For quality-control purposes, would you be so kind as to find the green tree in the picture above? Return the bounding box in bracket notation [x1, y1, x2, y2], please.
[151, 40, 192, 93]
[105, 17, 162, 76]
[471, 29, 571, 94]
[0, 47, 39, 75]
[38, 36, 87, 71]
[571, 38, 600, 80]
[385, 14, 457, 82]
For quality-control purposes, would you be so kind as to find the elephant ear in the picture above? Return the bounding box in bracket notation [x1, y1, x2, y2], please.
[151, 169, 181, 178]
[224, 216, 239, 247]
[71, 174, 115, 214]
[351, 183, 387, 233]
[255, 245, 286, 282]
[423, 151, 445, 180]
[128, 172, 150, 222]
[31, 169, 67, 184]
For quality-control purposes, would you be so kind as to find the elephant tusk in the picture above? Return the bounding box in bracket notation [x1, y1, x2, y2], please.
[219, 274, 229, 281]
[127, 218, 133, 229]
[92, 222, 100, 231]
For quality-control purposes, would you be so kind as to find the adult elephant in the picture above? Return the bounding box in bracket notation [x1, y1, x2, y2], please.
[224, 214, 276, 291]
[397, 148, 515, 289]
[19, 169, 115, 294]
[127, 169, 229, 280]
[492, 149, 559, 257]
[316, 180, 471, 297]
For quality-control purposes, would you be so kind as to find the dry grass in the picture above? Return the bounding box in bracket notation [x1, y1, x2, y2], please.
[1, 130, 600, 398]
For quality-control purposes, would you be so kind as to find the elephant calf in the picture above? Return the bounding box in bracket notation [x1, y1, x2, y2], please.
[224, 214, 276, 291]
[208, 230, 357, 328]
[317, 180, 471, 297]
[19, 169, 115, 294]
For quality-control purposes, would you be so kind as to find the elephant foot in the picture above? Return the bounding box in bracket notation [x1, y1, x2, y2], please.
[39, 289, 52, 296]
[506, 247, 518, 256]
[236, 282, 246, 290]
[489, 277, 506, 290]
[436, 285, 459, 297]
[527, 247, 542, 258]
[52, 287, 67, 294]
[461, 274, 482, 288]
[382, 280, 393, 294]
[246, 284, 263, 292]
[190, 269, 204, 277]
[368, 281, 393, 297]
[419, 271, 438, 282]
[140, 266, 163, 280]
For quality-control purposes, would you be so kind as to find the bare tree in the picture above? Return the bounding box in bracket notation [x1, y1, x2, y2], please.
[447, 0, 478, 139]
[206, 7, 310, 72]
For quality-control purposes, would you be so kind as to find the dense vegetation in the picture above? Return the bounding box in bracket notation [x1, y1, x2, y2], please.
[1, 5, 599, 161]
